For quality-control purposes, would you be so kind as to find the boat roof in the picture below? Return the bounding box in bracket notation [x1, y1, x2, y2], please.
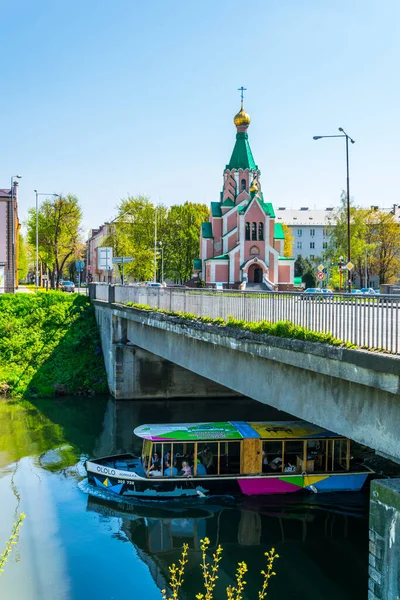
[133, 421, 344, 442]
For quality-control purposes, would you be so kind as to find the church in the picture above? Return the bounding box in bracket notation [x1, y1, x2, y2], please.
[194, 94, 294, 290]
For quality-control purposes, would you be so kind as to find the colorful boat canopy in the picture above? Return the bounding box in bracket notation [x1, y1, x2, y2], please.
[133, 421, 343, 442]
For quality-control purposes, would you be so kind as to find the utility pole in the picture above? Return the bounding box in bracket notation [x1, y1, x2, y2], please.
[154, 206, 157, 282]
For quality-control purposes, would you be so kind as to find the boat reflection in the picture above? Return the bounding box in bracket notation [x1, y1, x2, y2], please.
[86, 492, 368, 600]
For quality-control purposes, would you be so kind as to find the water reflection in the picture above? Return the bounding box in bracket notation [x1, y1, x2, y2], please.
[0, 396, 369, 599]
[86, 493, 368, 600]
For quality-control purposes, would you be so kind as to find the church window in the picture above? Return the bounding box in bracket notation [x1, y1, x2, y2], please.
[251, 222, 257, 240]
[245, 222, 250, 241]
[241, 178, 246, 192]
[258, 222, 264, 241]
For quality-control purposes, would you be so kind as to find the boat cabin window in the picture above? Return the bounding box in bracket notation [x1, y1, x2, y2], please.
[262, 441, 283, 473]
[219, 441, 241, 475]
[142, 440, 152, 471]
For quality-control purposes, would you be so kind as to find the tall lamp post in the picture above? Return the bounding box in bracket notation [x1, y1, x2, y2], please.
[34, 191, 59, 292]
[158, 240, 164, 283]
[313, 128, 355, 292]
[10, 175, 22, 292]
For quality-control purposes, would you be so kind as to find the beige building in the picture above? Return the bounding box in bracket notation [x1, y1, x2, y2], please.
[0, 183, 20, 293]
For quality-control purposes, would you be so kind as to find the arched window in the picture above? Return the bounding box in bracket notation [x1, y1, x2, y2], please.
[245, 222, 250, 241]
[258, 222, 264, 241]
[241, 178, 246, 192]
[252, 222, 257, 240]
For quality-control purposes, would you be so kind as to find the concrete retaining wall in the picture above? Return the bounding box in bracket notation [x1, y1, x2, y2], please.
[369, 479, 400, 599]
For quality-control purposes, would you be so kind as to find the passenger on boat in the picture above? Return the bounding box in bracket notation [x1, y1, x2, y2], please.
[194, 458, 207, 476]
[163, 451, 171, 467]
[179, 461, 192, 476]
[149, 453, 162, 475]
[199, 445, 213, 470]
[164, 461, 178, 476]
[270, 457, 283, 471]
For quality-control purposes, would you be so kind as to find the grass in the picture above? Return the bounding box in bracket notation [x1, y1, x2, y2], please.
[125, 302, 355, 348]
[0, 292, 108, 398]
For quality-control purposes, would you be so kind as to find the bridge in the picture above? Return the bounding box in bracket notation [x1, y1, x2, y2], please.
[90, 283, 400, 599]
[90, 283, 400, 462]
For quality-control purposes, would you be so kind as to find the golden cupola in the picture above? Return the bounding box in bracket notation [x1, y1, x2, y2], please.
[233, 102, 251, 128]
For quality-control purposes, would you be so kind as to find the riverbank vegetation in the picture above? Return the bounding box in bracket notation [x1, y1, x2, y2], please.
[125, 302, 354, 348]
[0, 293, 107, 398]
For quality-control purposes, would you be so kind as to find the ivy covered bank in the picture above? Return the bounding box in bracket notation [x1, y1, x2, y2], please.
[0, 293, 107, 398]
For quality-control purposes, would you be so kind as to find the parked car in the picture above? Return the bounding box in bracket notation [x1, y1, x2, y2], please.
[146, 282, 162, 287]
[61, 281, 75, 292]
[360, 287, 379, 295]
[321, 288, 333, 294]
[351, 289, 362, 295]
[302, 288, 318, 295]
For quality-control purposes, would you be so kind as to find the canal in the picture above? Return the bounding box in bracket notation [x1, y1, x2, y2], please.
[0, 396, 368, 599]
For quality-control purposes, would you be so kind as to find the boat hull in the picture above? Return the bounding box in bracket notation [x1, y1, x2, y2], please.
[85, 458, 370, 499]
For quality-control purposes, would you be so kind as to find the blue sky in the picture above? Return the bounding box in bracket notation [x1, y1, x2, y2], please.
[2, 0, 400, 234]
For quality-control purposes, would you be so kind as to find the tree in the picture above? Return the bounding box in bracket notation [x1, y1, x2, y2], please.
[103, 196, 163, 282]
[282, 223, 294, 257]
[369, 210, 400, 284]
[164, 202, 210, 284]
[17, 234, 30, 283]
[26, 195, 83, 289]
[294, 254, 317, 287]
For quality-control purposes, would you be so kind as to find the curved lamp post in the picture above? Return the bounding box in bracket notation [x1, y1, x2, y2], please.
[313, 129, 355, 292]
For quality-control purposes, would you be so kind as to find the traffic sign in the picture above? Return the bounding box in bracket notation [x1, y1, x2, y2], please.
[75, 260, 85, 272]
[318, 264, 324, 272]
[346, 261, 354, 271]
[112, 256, 134, 264]
[317, 272, 325, 280]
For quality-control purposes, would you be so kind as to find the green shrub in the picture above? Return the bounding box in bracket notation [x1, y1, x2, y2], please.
[0, 293, 107, 398]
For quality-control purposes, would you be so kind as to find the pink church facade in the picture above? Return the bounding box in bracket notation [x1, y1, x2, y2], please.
[194, 102, 294, 290]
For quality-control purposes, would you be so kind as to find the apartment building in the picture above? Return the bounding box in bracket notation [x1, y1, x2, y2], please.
[275, 207, 334, 261]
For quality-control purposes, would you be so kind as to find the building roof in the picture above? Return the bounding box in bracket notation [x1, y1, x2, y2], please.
[134, 420, 343, 441]
[226, 132, 257, 170]
[274, 222, 285, 239]
[205, 253, 229, 261]
[210, 202, 222, 218]
[0, 189, 11, 198]
[193, 259, 202, 270]
[201, 222, 213, 238]
[275, 208, 336, 226]
[239, 196, 276, 219]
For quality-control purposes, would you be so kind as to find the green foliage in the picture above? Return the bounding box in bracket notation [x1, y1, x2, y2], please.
[0, 293, 107, 398]
[104, 197, 209, 284]
[323, 192, 400, 286]
[294, 255, 317, 287]
[0, 513, 26, 574]
[26, 195, 83, 289]
[125, 303, 354, 348]
[17, 233, 30, 283]
[163, 202, 210, 284]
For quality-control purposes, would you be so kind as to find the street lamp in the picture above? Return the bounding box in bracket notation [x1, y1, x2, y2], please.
[313, 128, 355, 292]
[34, 191, 59, 292]
[10, 175, 22, 293]
[158, 241, 164, 283]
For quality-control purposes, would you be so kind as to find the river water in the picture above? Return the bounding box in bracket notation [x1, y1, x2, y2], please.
[0, 396, 368, 599]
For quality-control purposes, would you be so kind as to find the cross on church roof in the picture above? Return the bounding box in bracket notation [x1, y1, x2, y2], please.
[238, 86, 247, 106]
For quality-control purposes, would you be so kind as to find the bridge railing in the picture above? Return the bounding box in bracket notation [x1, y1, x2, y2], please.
[91, 284, 400, 354]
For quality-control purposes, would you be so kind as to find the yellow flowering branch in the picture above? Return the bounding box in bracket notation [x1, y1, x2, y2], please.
[196, 537, 223, 600]
[258, 548, 279, 599]
[0, 513, 26, 575]
[161, 542, 189, 599]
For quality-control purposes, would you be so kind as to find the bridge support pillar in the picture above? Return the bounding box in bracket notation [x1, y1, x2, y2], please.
[110, 343, 237, 400]
[369, 479, 400, 599]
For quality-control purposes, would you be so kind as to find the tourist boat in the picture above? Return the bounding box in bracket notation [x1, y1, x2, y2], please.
[85, 421, 373, 499]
